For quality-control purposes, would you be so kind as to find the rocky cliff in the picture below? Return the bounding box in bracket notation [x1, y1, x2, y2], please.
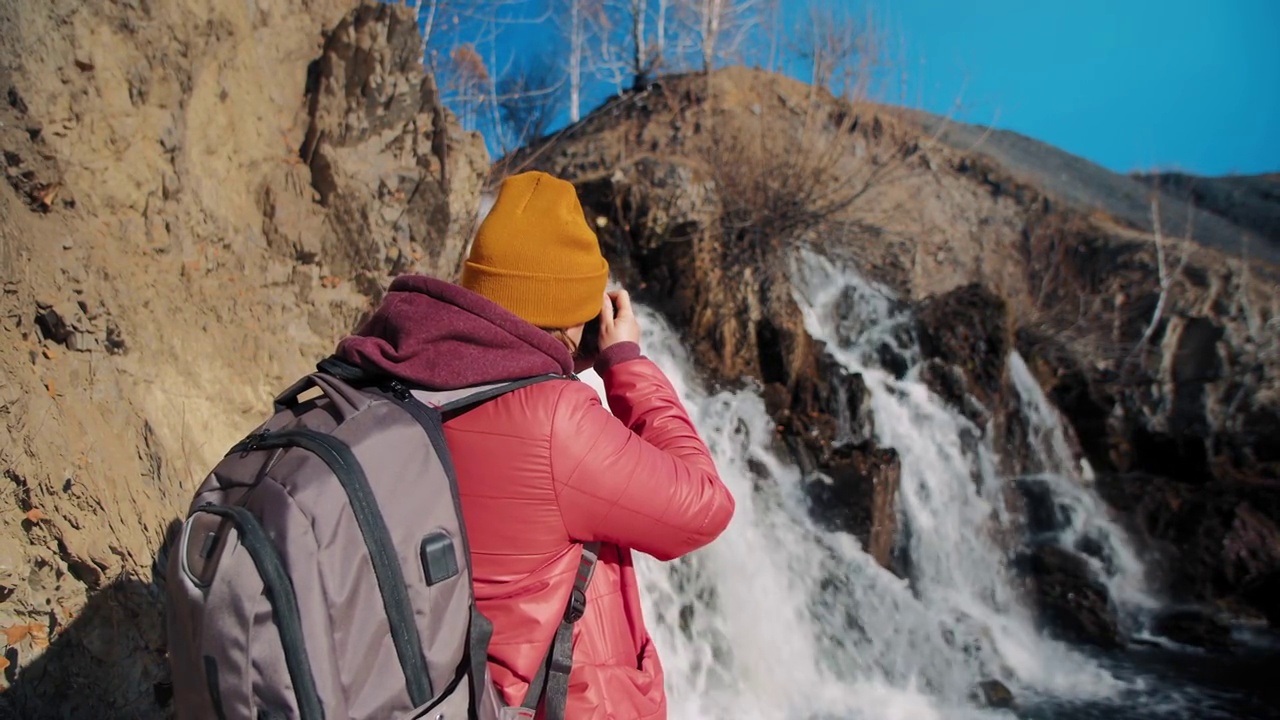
[501, 67, 1280, 641]
[0, 1, 486, 716]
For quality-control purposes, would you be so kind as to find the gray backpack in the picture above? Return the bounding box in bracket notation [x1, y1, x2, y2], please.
[163, 357, 599, 720]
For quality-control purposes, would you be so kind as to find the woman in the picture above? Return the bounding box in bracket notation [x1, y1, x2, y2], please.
[336, 171, 736, 719]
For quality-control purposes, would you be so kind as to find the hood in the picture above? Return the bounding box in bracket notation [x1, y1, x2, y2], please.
[334, 275, 574, 390]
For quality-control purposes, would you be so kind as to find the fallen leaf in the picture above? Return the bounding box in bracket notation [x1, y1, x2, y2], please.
[25, 508, 44, 523]
[3, 624, 30, 646]
[73, 59, 95, 72]
[41, 347, 57, 360]
[0, 655, 9, 672]
[45, 380, 55, 397]
[27, 624, 48, 649]
[319, 276, 341, 289]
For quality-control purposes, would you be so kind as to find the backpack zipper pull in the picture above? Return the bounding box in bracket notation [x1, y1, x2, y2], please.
[241, 429, 270, 454]
[387, 380, 412, 401]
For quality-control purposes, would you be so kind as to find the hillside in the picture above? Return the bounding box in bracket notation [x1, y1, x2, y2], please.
[900, 110, 1280, 264]
[0, 1, 487, 716]
[503, 65, 1280, 629]
[1134, 171, 1280, 247]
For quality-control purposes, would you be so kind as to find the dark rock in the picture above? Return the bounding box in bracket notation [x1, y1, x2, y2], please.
[920, 358, 990, 429]
[971, 679, 1017, 710]
[1151, 608, 1234, 652]
[1095, 473, 1280, 625]
[1223, 503, 1280, 590]
[916, 284, 1011, 409]
[34, 301, 98, 352]
[1014, 476, 1063, 537]
[804, 446, 902, 573]
[1017, 544, 1122, 649]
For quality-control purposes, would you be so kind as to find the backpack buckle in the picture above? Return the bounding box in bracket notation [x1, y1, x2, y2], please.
[564, 587, 587, 623]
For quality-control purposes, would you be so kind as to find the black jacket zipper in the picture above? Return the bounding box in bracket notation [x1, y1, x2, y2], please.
[200, 504, 325, 720]
[230, 429, 433, 706]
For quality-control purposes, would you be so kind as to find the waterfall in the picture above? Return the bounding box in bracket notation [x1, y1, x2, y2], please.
[1006, 353, 1162, 627]
[576, 249, 1159, 719]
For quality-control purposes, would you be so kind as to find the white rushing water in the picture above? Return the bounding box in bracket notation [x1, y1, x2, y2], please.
[578, 249, 1158, 718]
[1006, 352, 1162, 628]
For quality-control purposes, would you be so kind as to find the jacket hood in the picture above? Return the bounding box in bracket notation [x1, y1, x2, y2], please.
[334, 275, 574, 390]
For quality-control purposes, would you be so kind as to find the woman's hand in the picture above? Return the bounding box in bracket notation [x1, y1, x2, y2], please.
[598, 289, 641, 351]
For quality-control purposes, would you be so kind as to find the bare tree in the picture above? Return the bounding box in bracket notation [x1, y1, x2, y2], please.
[654, 0, 671, 73]
[559, 0, 609, 122]
[497, 56, 564, 149]
[443, 42, 491, 130]
[1130, 194, 1190, 364]
[793, 3, 879, 101]
[673, 0, 761, 72]
[605, 0, 672, 87]
[625, 0, 648, 81]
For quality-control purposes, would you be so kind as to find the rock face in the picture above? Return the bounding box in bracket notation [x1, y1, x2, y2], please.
[0, 1, 485, 716]
[298, 4, 486, 281]
[505, 67, 1280, 628]
[1016, 544, 1121, 649]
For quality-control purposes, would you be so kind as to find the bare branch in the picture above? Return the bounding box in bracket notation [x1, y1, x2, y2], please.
[1130, 195, 1189, 364]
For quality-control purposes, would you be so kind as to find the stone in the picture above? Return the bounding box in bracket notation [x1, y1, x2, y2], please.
[804, 446, 902, 574]
[971, 679, 1017, 710]
[1016, 544, 1122, 649]
[915, 284, 1012, 409]
[1150, 608, 1234, 652]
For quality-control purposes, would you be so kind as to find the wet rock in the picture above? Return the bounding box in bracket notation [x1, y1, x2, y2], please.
[916, 284, 1012, 410]
[1151, 608, 1234, 652]
[1013, 476, 1062, 537]
[971, 678, 1017, 710]
[1096, 473, 1280, 626]
[1017, 544, 1122, 649]
[804, 446, 902, 574]
[920, 358, 990, 429]
[1223, 503, 1280, 592]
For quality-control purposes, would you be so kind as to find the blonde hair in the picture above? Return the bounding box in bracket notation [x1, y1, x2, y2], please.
[545, 328, 580, 357]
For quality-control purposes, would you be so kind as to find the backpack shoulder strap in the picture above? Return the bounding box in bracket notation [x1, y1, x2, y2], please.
[315, 355, 569, 417]
[520, 541, 601, 720]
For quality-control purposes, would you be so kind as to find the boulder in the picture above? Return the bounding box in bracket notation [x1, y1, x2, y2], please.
[916, 284, 1013, 413]
[804, 446, 902, 573]
[971, 678, 1017, 710]
[1017, 544, 1122, 649]
[1096, 473, 1280, 624]
[1150, 608, 1234, 652]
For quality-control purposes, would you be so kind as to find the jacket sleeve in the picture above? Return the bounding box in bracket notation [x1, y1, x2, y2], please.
[549, 353, 735, 561]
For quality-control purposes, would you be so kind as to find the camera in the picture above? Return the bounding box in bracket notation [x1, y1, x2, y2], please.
[578, 314, 601, 360]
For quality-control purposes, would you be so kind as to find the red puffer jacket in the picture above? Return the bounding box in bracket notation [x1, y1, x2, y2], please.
[336, 275, 735, 720]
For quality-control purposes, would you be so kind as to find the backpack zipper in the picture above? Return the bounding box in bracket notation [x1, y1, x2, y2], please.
[230, 429, 434, 706]
[199, 503, 325, 720]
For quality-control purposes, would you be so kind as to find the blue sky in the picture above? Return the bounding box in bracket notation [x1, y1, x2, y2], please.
[864, 0, 1280, 176]
[424, 0, 1279, 177]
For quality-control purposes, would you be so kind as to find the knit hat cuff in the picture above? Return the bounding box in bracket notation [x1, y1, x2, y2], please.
[461, 259, 608, 329]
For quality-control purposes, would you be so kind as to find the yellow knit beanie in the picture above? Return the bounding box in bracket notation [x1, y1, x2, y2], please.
[461, 171, 609, 329]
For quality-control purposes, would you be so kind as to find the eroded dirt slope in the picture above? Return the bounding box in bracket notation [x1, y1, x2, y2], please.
[0, 1, 485, 716]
